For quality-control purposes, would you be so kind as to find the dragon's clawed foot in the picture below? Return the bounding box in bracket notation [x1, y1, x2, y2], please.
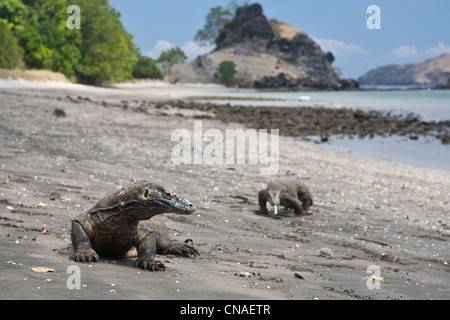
[70, 248, 99, 263]
[167, 242, 200, 258]
[135, 257, 165, 271]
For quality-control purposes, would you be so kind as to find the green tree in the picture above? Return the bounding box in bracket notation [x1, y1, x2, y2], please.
[194, 6, 233, 44]
[0, 0, 55, 69]
[17, 27, 53, 69]
[0, 18, 24, 69]
[133, 55, 163, 79]
[157, 47, 187, 65]
[74, 0, 138, 84]
[24, 0, 82, 78]
[0, 0, 27, 27]
[218, 60, 236, 83]
[194, 1, 248, 44]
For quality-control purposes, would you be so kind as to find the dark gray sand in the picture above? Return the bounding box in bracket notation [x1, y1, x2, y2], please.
[0, 84, 449, 300]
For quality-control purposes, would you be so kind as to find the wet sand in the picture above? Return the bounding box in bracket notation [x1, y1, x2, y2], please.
[0, 83, 449, 300]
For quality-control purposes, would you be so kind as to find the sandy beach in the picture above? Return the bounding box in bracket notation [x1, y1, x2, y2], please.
[0, 81, 449, 301]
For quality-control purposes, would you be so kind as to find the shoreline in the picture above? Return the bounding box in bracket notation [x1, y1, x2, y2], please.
[0, 83, 449, 300]
[1, 79, 449, 169]
[166, 99, 450, 143]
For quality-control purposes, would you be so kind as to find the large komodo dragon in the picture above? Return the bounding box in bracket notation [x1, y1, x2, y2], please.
[258, 180, 313, 215]
[70, 180, 199, 271]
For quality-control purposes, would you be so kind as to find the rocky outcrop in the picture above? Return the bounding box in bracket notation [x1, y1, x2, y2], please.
[170, 100, 450, 144]
[169, 3, 358, 90]
[358, 54, 450, 86]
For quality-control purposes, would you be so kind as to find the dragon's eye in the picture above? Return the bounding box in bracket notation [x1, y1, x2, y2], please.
[144, 188, 150, 198]
[164, 190, 174, 197]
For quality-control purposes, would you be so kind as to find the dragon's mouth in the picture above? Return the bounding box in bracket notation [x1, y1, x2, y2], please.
[268, 197, 280, 206]
[159, 197, 197, 215]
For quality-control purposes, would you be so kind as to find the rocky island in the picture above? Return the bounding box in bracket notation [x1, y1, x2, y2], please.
[168, 3, 358, 90]
[358, 54, 450, 87]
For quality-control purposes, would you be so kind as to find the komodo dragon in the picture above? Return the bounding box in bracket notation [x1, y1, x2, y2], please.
[70, 180, 199, 271]
[258, 180, 313, 215]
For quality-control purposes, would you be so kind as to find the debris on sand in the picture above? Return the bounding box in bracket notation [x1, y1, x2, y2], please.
[294, 272, 306, 280]
[32, 267, 55, 273]
[318, 247, 333, 257]
[37, 201, 47, 209]
[53, 108, 66, 118]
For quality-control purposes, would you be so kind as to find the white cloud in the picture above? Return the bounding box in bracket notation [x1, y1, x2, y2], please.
[181, 41, 215, 61]
[313, 39, 450, 66]
[144, 40, 215, 61]
[313, 38, 369, 57]
[144, 40, 175, 59]
[423, 42, 450, 59]
[144, 40, 216, 61]
[386, 42, 450, 64]
[391, 45, 420, 60]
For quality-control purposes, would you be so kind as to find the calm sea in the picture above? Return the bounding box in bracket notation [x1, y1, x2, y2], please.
[189, 87, 450, 172]
[192, 87, 450, 122]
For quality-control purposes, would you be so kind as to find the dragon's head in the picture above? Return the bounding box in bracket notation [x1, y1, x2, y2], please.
[113, 180, 196, 220]
[147, 183, 196, 213]
[266, 182, 281, 206]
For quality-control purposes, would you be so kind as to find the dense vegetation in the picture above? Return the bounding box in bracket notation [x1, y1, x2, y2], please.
[133, 55, 163, 79]
[156, 46, 187, 65]
[0, 18, 24, 69]
[0, 0, 162, 84]
[218, 60, 236, 83]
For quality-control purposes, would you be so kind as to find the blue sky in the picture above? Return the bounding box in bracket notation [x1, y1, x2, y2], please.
[109, 0, 450, 78]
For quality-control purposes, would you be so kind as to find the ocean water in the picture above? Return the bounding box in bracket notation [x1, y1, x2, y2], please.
[191, 88, 450, 122]
[306, 134, 450, 172]
[189, 87, 450, 172]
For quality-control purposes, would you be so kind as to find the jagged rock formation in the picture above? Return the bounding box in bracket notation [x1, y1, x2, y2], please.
[358, 54, 450, 86]
[169, 3, 358, 90]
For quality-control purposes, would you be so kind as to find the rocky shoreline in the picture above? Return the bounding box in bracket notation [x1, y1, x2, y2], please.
[70, 92, 450, 143]
[164, 100, 450, 144]
[50, 90, 450, 144]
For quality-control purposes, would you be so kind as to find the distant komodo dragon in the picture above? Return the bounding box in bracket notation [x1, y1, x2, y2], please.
[70, 180, 199, 271]
[258, 180, 313, 215]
